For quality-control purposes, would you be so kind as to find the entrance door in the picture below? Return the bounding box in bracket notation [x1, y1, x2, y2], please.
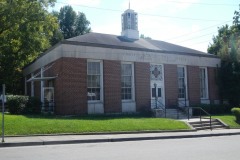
[150, 64, 165, 109]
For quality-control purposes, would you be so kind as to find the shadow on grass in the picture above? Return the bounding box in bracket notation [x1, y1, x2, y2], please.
[20, 113, 152, 121]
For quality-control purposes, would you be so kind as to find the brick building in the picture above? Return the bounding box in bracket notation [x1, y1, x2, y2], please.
[23, 8, 220, 115]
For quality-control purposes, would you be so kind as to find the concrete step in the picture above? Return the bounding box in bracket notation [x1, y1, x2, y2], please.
[165, 109, 188, 119]
[188, 119, 228, 130]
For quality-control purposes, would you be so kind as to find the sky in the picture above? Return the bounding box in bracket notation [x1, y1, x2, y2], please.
[50, 0, 239, 53]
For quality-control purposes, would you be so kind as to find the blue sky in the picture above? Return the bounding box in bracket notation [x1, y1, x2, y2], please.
[50, 0, 239, 52]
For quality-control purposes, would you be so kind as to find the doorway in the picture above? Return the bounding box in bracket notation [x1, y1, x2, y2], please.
[150, 64, 165, 108]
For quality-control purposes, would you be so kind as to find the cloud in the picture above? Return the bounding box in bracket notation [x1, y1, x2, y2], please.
[65, 0, 101, 6]
[169, 0, 199, 13]
[121, 0, 166, 12]
[92, 22, 121, 35]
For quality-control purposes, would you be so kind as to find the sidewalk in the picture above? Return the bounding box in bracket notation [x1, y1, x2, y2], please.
[1, 129, 240, 147]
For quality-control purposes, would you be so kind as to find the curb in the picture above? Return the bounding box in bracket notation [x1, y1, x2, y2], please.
[1, 131, 240, 148]
[2, 129, 195, 137]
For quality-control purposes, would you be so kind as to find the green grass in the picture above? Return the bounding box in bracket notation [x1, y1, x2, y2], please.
[213, 115, 240, 128]
[0, 114, 189, 136]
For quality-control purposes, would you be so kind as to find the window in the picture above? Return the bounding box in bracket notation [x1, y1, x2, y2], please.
[200, 67, 208, 99]
[87, 61, 101, 101]
[178, 66, 187, 99]
[121, 63, 133, 100]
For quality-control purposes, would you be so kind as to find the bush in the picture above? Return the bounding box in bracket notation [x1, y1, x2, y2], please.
[7, 95, 41, 114]
[231, 108, 240, 122]
[192, 104, 232, 116]
[7, 95, 29, 114]
[25, 97, 41, 114]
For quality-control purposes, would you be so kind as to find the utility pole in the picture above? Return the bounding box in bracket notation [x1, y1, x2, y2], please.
[1, 84, 5, 143]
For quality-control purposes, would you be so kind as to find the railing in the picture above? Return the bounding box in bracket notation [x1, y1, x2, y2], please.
[187, 107, 212, 130]
[177, 100, 212, 130]
[150, 99, 166, 118]
[41, 101, 55, 114]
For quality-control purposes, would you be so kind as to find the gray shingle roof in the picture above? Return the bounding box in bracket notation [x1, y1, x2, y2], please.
[65, 32, 214, 57]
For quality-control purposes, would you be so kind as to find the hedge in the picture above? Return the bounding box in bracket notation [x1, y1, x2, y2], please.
[7, 95, 41, 114]
[192, 104, 232, 116]
[231, 108, 240, 122]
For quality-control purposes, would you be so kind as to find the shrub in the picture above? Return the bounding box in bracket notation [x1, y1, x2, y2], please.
[7, 95, 41, 114]
[231, 108, 240, 122]
[25, 97, 41, 114]
[7, 95, 29, 114]
[192, 104, 232, 116]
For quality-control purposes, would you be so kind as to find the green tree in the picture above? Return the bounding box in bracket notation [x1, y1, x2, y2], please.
[75, 12, 91, 36]
[140, 34, 152, 40]
[58, 5, 91, 39]
[0, 0, 58, 94]
[59, 5, 77, 39]
[208, 4, 240, 106]
[50, 11, 64, 45]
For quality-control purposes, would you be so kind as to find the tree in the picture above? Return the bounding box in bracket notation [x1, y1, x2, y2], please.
[75, 12, 91, 36]
[140, 34, 152, 40]
[58, 5, 91, 39]
[208, 4, 240, 106]
[0, 0, 58, 94]
[50, 11, 64, 46]
[59, 5, 77, 39]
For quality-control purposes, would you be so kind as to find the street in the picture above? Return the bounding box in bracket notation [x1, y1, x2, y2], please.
[0, 135, 240, 160]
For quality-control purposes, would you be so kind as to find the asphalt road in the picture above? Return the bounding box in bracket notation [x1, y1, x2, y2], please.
[0, 135, 240, 160]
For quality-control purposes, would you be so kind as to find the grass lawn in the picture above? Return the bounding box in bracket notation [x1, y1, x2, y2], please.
[213, 115, 240, 128]
[0, 114, 189, 136]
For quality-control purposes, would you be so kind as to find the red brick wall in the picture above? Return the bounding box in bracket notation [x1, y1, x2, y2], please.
[103, 60, 121, 113]
[135, 62, 151, 112]
[164, 64, 178, 107]
[44, 57, 88, 115]
[187, 66, 200, 105]
[208, 67, 219, 103]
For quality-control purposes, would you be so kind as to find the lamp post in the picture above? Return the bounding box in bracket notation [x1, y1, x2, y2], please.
[154, 83, 157, 109]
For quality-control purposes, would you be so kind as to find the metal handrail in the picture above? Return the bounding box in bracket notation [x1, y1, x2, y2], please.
[177, 100, 212, 130]
[150, 99, 166, 118]
[186, 107, 212, 130]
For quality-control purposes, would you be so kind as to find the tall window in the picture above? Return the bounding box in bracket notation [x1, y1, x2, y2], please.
[121, 63, 133, 100]
[87, 61, 101, 101]
[200, 67, 208, 99]
[178, 66, 186, 99]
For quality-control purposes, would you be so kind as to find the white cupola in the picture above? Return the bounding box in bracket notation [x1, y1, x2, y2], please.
[121, 3, 139, 39]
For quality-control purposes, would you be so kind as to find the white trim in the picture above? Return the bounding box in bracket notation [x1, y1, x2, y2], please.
[87, 59, 104, 103]
[31, 73, 34, 97]
[23, 45, 220, 76]
[177, 65, 188, 100]
[150, 63, 165, 108]
[24, 77, 27, 95]
[200, 67, 209, 100]
[201, 99, 210, 104]
[121, 62, 135, 102]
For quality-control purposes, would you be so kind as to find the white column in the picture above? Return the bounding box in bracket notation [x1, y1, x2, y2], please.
[31, 73, 34, 97]
[40, 67, 44, 111]
[24, 77, 27, 95]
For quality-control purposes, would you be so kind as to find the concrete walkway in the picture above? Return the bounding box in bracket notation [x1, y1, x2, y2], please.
[1, 129, 240, 147]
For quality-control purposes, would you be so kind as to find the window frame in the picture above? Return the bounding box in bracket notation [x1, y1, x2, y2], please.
[121, 62, 135, 102]
[200, 67, 209, 99]
[177, 65, 188, 100]
[87, 60, 103, 102]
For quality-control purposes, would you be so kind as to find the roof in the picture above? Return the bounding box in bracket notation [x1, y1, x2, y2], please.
[65, 32, 215, 57]
[23, 32, 218, 70]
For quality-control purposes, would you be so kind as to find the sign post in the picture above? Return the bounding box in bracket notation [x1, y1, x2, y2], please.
[1, 84, 5, 143]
